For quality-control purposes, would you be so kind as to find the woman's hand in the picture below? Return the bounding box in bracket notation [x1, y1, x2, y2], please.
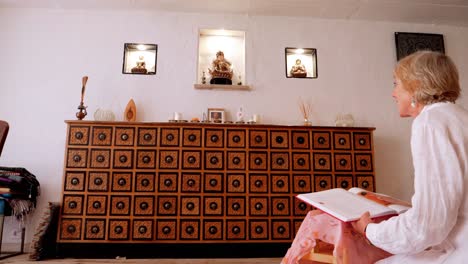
[351, 211, 373, 236]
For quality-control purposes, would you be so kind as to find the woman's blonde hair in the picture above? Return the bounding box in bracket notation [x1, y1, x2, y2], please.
[394, 51, 460, 105]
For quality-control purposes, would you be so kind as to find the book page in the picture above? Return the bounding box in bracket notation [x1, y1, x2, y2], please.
[348, 187, 411, 208]
[297, 188, 397, 222]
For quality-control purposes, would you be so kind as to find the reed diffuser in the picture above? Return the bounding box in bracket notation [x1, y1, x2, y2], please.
[298, 98, 312, 126]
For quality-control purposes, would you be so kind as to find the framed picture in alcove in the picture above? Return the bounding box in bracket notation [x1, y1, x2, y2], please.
[122, 43, 158, 75]
[395, 32, 445, 61]
[285, 47, 318, 79]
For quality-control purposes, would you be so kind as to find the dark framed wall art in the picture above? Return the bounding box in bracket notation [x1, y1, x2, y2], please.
[122, 43, 158, 75]
[285, 47, 318, 79]
[395, 32, 445, 61]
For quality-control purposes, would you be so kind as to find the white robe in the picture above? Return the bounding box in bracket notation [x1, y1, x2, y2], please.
[366, 102, 468, 264]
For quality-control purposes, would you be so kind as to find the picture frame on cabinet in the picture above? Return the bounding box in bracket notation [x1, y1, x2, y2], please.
[395, 32, 445, 61]
[122, 43, 158, 75]
[285, 47, 317, 79]
[208, 108, 225, 123]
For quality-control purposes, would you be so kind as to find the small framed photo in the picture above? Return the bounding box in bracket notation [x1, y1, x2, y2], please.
[208, 108, 225, 123]
[395, 32, 445, 61]
[285, 47, 318, 79]
[122, 43, 158, 75]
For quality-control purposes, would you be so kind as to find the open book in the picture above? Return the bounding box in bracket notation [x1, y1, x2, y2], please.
[297, 187, 411, 222]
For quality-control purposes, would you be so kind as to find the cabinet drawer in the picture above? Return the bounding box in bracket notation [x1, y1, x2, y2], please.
[84, 219, 106, 240]
[249, 152, 267, 170]
[182, 128, 202, 147]
[108, 220, 129, 240]
[132, 220, 153, 240]
[182, 151, 201, 170]
[249, 197, 268, 216]
[292, 131, 310, 149]
[90, 149, 111, 168]
[271, 197, 290, 216]
[159, 150, 179, 169]
[227, 130, 246, 148]
[111, 172, 132, 192]
[92, 127, 113, 146]
[69, 126, 90, 145]
[88, 172, 109, 192]
[113, 150, 134, 169]
[313, 153, 332, 171]
[180, 220, 200, 240]
[115, 127, 135, 146]
[203, 197, 223, 215]
[249, 220, 268, 240]
[160, 128, 180, 146]
[156, 219, 177, 240]
[180, 197, 200, 216]
[226, 220, 246, 240]
[227, 151, 246, 170]
[356, 175, 375, 191]
[181, 173, 201, 193]
[336, 175, 353, 190]
[157, 196, 177, 215]
[271, 152, 289, 170]
[203, 173, 223, 193]
[227, 174, 245, 193]
[249, 130, 267, 148]
[249, 174, 268, 193]
[353, 132, 372, 150]
[226, 197, 246, 216]
[292, 152, 310, 171]
[293, 198, 312, 216]
[86, 195, 107, 215]
[314, 174, 333, 191]
[312, 131, 331, 150]
[205, 129, 224, 148]
[137, 127, 157, 146]
[203, 220, 223, 240]
[271, 175, 289, 193]
[334, 153, 353, 172]
[62, 195, 84, 215]
[59, 218, 82, 240]
[66, 149, 88, 168]
[355, 154, 373, 171]
[110, 196, 131, 216]
[272, 220, 291, 240]
[292, 174, 312, 193]
[134, 196, 154, 216]
[270, 131, 289, 149]
[136, 150, 156, 169]
[64, 171, 85, 191]
[158, 173, 178, 192]
[333, 132, 351, 150]
[204, 151, 223, 170]
[135, 173, 155, 192]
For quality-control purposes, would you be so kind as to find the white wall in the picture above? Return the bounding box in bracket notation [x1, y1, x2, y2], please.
[1, 8, 467, 245]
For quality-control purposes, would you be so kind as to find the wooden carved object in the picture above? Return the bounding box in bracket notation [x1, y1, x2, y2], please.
[124, 99, 136, 121]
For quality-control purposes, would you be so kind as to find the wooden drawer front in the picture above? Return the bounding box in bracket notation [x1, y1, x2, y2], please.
[137, 127, 157, 146]
[182, 151, 201, 170]
[204, 173, 223, 193]
[159, 150, 179, 169]
[67, 149, 88, 168]
[355, 154, 373, 171]
[90, 149, 111, 168]
[227, 130, 246, 148]
[333, 132, 351, 150]
[88, 172, 109, 192]
[64, 172, 85, 191]
[60, 218, 82, 240]
[249, 174, 268, 193]
[85, 219, 106, 240]
[270, 131, 289, 149]
[110, 196, 131, 216]
[132, 220, 153, 240]
[249, 220, 268, 240]
[227, 174, 245, 193]
[205, 151, 223, 170]
[205, 129, 224, 148]
[69, 126, 90, 145]
[226, 197, 246, 216]
[156, 219, 177, 240]
[272, 220, 291, 240]
[134, 196, 154, 216]
[180, 220, 200, 240]
[108, 220, 129, 240]
[314, 174, 333, 191]
[182, 128, 202, 147]
[292, 174, 312, 193]
[313, 153, 332, 171]
[271, 175, 289, 193]
[334, 153, 353, 172]
[292, 131, 310, 149]
[204, 197, 223, 215]
[249, 130, 267, 148]
[181, 173, 201, 193]
[115, 127, 135, 146]
[336, 175, 353, 190]
[92, 127, 113, 146]
[181, 197, 200, 216]
[86, 195, 107, 215]
[357, 175, 375, 191]
[354, 132, 372, 150]
[113, 150, 134, 169]
[136, 150, 156, 169]
[63, 195, 84, 215]
[249, 152, 267, 170]
[271, 152, 289, 170]
[203, 220, 223, 240]
[293, 198, 312, 216]
[157, 196, 177, 215]
[312, 131, 331, 150]
[226, 220, 246, 240]
[271, 197, 290, 216]
[227, 151, 246, 170]
[294, 220, 303, 235]
[249, 197, 268, 216]
[158, 173, 178, 192]
[160, 128, 180, 146]
[111, 172, 132, 192]
[292, 152, 311, 171]
[135, 173, 155, 192]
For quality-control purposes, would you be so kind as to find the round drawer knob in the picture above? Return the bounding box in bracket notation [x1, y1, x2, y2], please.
[277, 226, 286, 234]
[73, 155, 81, 162]
[359, 138, 366, 145]
[233, 135, 241, 143]
[91, 226, 100, 234]
[94, 177, 103, 185]
[187, 179, 195, 187]
[232, 202, 240, 211]
[96, 155, 105, 163]
[141, 179, 150, 187]
[341, 181, 349, 188]
[276, 157, 285, 166]
[143, 133, 152, 141]
[209, 226, 217, 234]
[98, 133, 106, 141]
[318, 158, 326, 166]
[254, 157, 262, 165]
[188, 156, 196, 164]
[209, 179, 217, 187]
[139, 226, 147, 234]
[339, 138, 346, 145]
[114, 226, 123, 234]
[275, 136, 284, 144]
[163, 202, 172, 210]
[232, 226, 241, 234]
[166, 134, 174, 141]
[298, 158, 305, 166]
[71, 177, 80, 185]
[255, 180, 263, 188]
[116, 202, 125, 210]
[188, 134, 196, 142]
[118, 178, 126, 186]
[165, 156, 173, 163]
[340, 159, 347, 166]
[299, 202, 307, 210]
[67, 225, 76, 234]
[233, 180, 240, 188]
[119, 155, 127, 163]
[164, 179, 172, 187]
[362, 181, 369, 188]
[93, 201, 101, 209]
[68, 201, 77, 209]
[186, 226, 194, 234]
[298, 180, 306, 188]
[210, 202, 218, 210]
[233, 157, 241, 165]
[255, 226, 263, 234]
[210, 156, 218, 165]
[297, 136, 305, 144]
[140, 202, 148, 210]
[143, 156, 150, 163]
[186, 202, 195, 211]
[360, 159, 368, 167]
[276, 180, 285, 188]
[318, 136, 325, 145]
[277, 203, 285, 211]
[255, 203, 263, 210]
[75, 131, 83, 140]
[121, 133, 129, 141]
[255, 135, 263, 143]
[320, 180, 327, 188]
[162, 226, 171, 234]
[210, 135, 219, 143]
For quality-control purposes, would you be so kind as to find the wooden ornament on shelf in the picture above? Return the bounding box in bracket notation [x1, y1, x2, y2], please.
[124, 99, 137, 121]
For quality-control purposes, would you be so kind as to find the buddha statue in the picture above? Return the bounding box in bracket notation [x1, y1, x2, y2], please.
[131, 55, 147, 74]
[290, 59, 307, 78]
[208, 51, 233, 85]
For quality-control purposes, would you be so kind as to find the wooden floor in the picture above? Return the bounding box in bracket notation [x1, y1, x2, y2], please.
[0, 254, 282, 264]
